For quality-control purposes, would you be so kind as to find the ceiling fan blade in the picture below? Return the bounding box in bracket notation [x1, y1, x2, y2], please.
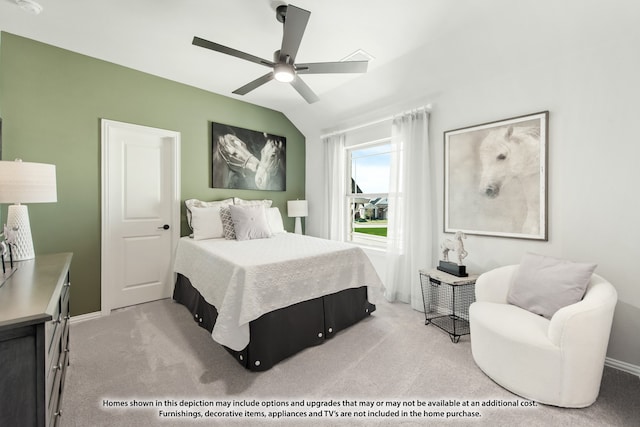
[192, 36, 274, 67]
[296, 61, 369, 74]
[232, 73, 274, 95]
[290, 76, 319, 104]
[279, 5, 310, 62]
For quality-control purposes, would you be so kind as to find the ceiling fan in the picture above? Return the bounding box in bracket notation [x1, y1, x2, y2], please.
[192, 3, 368, 104]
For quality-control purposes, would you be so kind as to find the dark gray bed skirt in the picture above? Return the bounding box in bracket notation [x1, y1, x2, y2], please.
[173, 274, 376, 371]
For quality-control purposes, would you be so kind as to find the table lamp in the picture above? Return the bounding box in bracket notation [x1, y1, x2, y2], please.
[287, 200, 308, 235]
[0, 159, 57, 261]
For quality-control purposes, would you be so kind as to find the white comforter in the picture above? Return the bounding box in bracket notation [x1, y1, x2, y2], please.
[173, 233, 382, 351]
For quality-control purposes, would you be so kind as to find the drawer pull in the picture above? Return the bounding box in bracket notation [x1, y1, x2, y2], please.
[64, 282, 71, 288]
[55, 410, 62, 417]
[53, 364, 62, 371]
[64, 315, 71, 321]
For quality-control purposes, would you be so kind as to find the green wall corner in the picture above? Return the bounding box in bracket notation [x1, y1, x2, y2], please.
[0, 32, 305, 316]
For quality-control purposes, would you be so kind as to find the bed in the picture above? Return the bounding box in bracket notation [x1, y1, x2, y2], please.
[172, 216, 382, 371]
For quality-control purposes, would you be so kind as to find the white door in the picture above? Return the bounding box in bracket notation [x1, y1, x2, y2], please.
[101, 119, 180, 314]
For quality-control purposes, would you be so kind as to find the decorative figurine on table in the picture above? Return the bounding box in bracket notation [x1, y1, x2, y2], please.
[438, 231, 469, 277]
[1, 224, 17, 283]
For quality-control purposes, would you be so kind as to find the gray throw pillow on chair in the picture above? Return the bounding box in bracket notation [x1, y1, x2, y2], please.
[507, 252, 597, 319]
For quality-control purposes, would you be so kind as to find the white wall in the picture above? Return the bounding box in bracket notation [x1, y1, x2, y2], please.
[304, 3, 640, 368]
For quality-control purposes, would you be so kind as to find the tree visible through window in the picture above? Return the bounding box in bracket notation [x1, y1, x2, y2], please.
[347, 141, 391, 247]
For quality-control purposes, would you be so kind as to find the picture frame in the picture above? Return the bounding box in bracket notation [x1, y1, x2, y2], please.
[444, 111, 548, 240]
[211, 122, 286, 191]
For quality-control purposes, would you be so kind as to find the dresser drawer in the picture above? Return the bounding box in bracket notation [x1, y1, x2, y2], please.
[61, 277, 71, 312]
[45, 275, 70, 371]
[45, 307, 62, 372]
[45, 333, 63, 415]
[60, 281, 70, 346]
[53, 353, 69, 427]
[47, 352, 64, 427]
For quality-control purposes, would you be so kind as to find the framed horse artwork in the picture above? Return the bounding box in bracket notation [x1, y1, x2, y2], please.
[444, 111, 548, 240]
[211, 122, 286, 191]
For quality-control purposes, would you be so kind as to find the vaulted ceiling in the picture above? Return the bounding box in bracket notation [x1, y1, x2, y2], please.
[0, 0, 627, 136]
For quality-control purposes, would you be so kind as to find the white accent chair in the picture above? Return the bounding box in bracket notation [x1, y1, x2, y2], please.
[469, 265, 617, 408]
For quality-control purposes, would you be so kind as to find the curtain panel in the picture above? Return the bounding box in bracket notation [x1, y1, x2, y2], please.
[384, 109, 433, 311]
[322, 134, 346, 241]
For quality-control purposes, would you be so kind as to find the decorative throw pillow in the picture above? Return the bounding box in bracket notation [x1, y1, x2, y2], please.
[266, 207, 285, 234]
[219, 206, 236, 240]
[190, 206, 226, 240]
[185, 198, 233, 230]
[233, 197, 273, 208]
[228, 204, 272, 241]
[507, 252, 597, 319]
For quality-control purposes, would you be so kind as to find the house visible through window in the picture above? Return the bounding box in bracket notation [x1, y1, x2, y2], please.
[347, 140, 392, 248]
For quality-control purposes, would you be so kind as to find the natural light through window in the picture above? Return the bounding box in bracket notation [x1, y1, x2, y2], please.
[347, 141, 392, 248]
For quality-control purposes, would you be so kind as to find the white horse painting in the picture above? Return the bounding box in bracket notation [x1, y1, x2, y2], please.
[478, 125, 541, 235]
[255, 138, 285, 190]
[211, 123, 286, 191]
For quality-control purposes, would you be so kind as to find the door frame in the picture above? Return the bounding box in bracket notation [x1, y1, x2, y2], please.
[100, 119, 181, 316]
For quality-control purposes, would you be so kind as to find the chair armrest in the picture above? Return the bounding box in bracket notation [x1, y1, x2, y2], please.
[548, 275, 618, 347]
[475, 265, 519, 304]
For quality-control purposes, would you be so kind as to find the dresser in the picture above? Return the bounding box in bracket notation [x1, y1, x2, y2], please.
[0, 253, 72, 427]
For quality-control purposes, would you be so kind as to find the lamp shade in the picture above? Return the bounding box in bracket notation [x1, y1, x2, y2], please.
[287, 200, 308, 218]
[0, 159, 57, 261]
[0, 159, 57, 203]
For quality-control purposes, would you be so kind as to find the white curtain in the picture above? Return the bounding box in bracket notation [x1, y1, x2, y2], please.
[384, 109, 433, 311]
[323, 133, 346, 241]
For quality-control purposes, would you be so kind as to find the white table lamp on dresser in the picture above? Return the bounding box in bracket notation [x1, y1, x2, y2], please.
[287, 199, 308, 235]
[0, 159, 57, 260]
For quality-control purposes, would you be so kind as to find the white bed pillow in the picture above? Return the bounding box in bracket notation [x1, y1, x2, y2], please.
[189, 206, 226, 240]
[229, 204, 272, 241]
[266, 207, 285, 234]
[507, 252, 597, 319]
[185, 198, 233, 229]
[233, 197, 273, 208]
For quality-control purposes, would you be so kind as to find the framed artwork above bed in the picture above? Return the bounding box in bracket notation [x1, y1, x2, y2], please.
[444, 111, 549, 240]
[211, 122, 286, 191]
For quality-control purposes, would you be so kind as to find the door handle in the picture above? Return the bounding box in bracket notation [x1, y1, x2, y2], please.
[158, 224, 170, 230]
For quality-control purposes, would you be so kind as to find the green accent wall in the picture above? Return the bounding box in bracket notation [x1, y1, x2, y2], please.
[0, 32, 305, 316]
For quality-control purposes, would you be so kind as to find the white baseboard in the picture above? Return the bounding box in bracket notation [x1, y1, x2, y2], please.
[605, 357, 640, 377]
[70, 311, 102, 324]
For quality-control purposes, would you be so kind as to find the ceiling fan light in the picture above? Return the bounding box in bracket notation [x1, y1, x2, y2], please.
[273, 63, 295, 83]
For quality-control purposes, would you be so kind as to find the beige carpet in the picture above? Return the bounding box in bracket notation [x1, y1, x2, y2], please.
[60, 291, 640, 426]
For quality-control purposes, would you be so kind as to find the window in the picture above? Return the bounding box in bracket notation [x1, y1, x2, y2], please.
[346, 140, 392, 248]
